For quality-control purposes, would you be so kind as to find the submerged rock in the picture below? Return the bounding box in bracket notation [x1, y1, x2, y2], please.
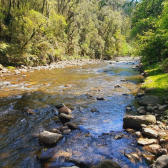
[124, 153, 142, 163]
[65, 122, 79, 130]
[37, 148, 55, 160]
[123, 115, 156, 128]
[39, 131, 63, 145]
[91, 160, 121, 168]
[91, 108, 99, 112]
[65, 158, 88, 168]
[113, 134, 123, 140]
[22, 107, 35, 114]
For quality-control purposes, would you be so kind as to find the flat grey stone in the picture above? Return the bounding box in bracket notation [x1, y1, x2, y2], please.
[139, 96, 160, 106]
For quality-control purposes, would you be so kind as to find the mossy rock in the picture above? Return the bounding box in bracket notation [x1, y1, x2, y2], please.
[6, 66, 15, 70]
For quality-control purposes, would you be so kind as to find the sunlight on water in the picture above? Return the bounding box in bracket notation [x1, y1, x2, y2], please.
[0, 60, 148, 168]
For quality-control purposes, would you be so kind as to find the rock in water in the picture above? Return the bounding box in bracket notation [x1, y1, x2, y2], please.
[91, 160, 121, 168]
[124, 153, 142, 163]
[66, 122, 79, 130]
[123, 115, 156, 129]
[55, 103, 65, 109]
[58, 106, 72, 114]
[39, 131, 63, 145]
[59, 113, 73, 120]
[138, 96, 160, 106]
[96, 97, 105, 100]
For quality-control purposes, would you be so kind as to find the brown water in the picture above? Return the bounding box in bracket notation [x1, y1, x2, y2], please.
[0, 60, 148, 168]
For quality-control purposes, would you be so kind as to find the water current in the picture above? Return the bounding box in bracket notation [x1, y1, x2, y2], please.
[0, 58, 149, 168]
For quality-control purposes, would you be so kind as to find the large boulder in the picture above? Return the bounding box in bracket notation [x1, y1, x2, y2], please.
[138, 96, 160, 106]
[39, 131, 63, 145]
[152, 155, 168, 168]
[123, 115, 156, 129]
[91, 160, 121, 168]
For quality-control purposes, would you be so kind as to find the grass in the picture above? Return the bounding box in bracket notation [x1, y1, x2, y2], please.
[141, 62, 168, 97]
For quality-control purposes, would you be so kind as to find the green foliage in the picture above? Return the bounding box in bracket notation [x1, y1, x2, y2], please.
[0, 0, 132, 65]
[131, 0, 168, 62]
[0, 43, 9, 52]
[161, 58, 168, 72]
[140, 62, 168, 97]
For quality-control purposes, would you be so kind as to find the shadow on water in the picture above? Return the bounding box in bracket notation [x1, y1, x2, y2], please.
[0, 60, 148, 168]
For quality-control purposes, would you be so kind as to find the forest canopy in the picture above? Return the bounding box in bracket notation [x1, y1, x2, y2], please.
[0, 0, 167, 66]
[131, 0, 168, 65]
[0, 0, 134, 65]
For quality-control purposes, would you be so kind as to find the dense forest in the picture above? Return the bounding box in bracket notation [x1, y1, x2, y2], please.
[131, 0, 168, 71]
[0, 0, 168, 67]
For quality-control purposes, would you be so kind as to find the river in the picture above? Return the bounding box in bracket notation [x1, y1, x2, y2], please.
[0, 58, 149, 168]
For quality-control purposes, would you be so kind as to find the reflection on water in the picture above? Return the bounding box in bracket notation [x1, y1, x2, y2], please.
[0, 60, 148, 168]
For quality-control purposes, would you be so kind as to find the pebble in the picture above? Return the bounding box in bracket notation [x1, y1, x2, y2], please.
[96, 97, 105, 100]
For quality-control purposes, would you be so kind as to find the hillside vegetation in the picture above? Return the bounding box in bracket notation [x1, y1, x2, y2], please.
[0, 0, 136, 66]
[130, 0, 168, 96]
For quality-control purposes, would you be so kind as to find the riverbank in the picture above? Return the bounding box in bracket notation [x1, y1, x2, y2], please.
[0, 57, 142, 77]
[140, 61, 168, 98]
[0, 59, 102, 76]
[122, 60, 168, 167]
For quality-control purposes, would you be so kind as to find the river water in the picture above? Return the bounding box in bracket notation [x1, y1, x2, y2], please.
[0, 58, 149, 168]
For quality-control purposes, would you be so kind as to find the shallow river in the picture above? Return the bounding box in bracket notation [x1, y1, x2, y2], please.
[0, 59, 149, 168]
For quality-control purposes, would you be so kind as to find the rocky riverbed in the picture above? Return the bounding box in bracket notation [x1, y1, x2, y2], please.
[0, 59, 101, 76]
[1, 57, 167, 168]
